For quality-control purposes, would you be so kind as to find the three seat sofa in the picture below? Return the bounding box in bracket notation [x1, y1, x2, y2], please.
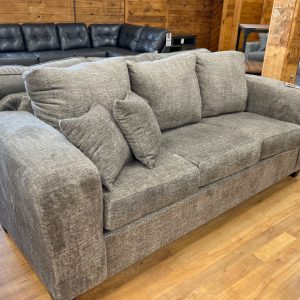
[0, 50, 300, 300]
[0, 23, 167, 65]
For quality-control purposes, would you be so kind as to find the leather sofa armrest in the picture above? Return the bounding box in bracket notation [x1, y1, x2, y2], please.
[0, 112, 107, 300]
[246, 74, 300, 125]
[245, 41, 260, 59]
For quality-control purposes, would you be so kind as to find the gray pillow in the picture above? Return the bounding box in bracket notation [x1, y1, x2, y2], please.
[113, 91, 162, 168]
[59, 103, 131, 191]
[196, 51, 248, 118]
[127, 53, 202, 130]
[258, 33, 268, 51]
[23, 59, 130, 129]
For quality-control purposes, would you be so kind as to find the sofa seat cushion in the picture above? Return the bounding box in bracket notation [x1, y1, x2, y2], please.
[247, 51, 265, 61]
[162, 123, 261, 187]
[0, 52, 38, 66]
[103, 149, 200, 230]
[105, 47, 138, 57]
[33, 50, 75, 63]
[203, 112, 300, 159]
[67, 48, 107, 58]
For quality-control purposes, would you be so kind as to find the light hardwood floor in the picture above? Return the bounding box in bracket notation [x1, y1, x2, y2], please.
[1, 175, 300, 300]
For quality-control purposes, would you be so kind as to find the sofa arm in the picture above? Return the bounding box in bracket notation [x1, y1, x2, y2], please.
[0, 112, 107, 300]
[245, 42, 260, 59]
[246, 74, 300, 125]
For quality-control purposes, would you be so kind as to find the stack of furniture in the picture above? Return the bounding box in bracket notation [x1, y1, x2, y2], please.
[0, 23, 167, 65]
[1, 50, 300, 300]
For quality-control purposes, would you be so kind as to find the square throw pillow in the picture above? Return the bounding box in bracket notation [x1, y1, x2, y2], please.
[23, 59, 130, 129]
[59, 103, 131, 191]
[196, 51, 248, 118]
[113, 91, 162, 168]
[127, 53, 202, 130]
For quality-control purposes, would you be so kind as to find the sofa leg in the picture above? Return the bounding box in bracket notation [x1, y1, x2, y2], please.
[291, 171, 300, 178]
[1, 225, 8, 233]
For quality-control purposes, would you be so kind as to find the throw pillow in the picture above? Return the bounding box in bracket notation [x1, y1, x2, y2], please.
[127, 53, 202, 130]
[196, 51, 248, 118]
[23, 59, 130, 129]
[59, 103, 131, 191]
[113, 91, 162, 168]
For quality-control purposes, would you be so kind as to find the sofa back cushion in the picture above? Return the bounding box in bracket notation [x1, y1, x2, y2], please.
[258, 33, 268, 51]
[118, 24, 143, 51]
[127, 53, 202, 130]
[23, 59, 130, 129]
[136, 26, 167, 53]
[57, 23, 91, 50]
[21, 23, 60, 52]
[90, 24, 121, 47]
[0, 24, 25, 52]
[196, 51, 247, 118]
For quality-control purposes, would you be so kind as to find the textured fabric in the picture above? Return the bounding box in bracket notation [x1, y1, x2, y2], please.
[245, 42, 260, 60]
[0, 92, 27, 111]
[203, 112, 300, 159]
[246, 74, 300, 125]
[60, 103, 131, 191]
[196, 51, 247, 117]
[0, 112, 106, 300]
[162, 123, 260, 187]
[24, 59, 130, 129]
[128, 53, 202, 130]
[113, 91, 162, 168]
[105, 148, 299, 277]
[103, 149, 199, 230]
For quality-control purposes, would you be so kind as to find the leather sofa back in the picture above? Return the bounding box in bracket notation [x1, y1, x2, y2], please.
[89, 24, 121, 47]
[118, 24, 143, 51]
[21, 23, 60, 52]
[0, 24, 25, 52]
[57, 23, 91, 50]
[136, 26, 167, 53]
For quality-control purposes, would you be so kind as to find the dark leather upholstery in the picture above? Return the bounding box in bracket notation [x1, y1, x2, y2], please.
[0, 52, 38, 66]
[118, 24, 143, 51]
[67, 48, 107, 57]
[21, 24, 60, 52]
[104, 47, 138, 57]
[136, 26, 167, 53]
[33, 50, 74, 63]
[89, 24, 121, 47]
[0, 24, 25, 52]
[57, 23, 91, 50]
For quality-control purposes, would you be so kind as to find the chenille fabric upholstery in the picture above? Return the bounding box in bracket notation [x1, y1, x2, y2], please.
[203, 112, 300, 159]
[60, 103, 131, 191]
[103, 148, 199, 230]
[196, 51, 247, 117]
[246, 74, 300, 125]
[162, 123, 261, 187]
[113, 91, 162, 168]
[23, 59, 130, 129]
[127, 53, 202, 130]
[0, 92, 27, 111]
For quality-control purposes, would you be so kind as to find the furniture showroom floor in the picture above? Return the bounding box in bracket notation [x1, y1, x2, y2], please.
[1, 175, 300, 300]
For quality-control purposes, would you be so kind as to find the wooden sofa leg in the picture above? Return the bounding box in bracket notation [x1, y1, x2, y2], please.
[1, 225, 8, 233]
[291, 171, 300, 178]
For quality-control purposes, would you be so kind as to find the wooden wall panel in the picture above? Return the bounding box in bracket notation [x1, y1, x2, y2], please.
[76, 0, 124, 24]
[0, 0, 74, 23]
[209, 0, 223, 51]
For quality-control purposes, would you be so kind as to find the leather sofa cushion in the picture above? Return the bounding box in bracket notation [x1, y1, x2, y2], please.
[21, 23, 60, 52]
[0, 52, 38, 66]
[136, 26, 167, 53]
[0, 24, 25, 52]
[248, 51, 265, 61]
[162, 122, 261, 187]
[33, 50, 74, 63]
[103, 149, 199, 230]
[90, 24, 121, 47]
[203, 112, 300, 159]
[57, 23, 91, 50]
[66, 48, 107, 58]
[118, 24, 143, 51]
[105, 47, 138, 57]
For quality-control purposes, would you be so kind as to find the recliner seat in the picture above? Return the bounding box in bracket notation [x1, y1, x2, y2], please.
[0, 23, 167, 66]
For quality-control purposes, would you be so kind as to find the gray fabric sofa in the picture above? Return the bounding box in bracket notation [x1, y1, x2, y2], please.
[1, 51, 300, 300]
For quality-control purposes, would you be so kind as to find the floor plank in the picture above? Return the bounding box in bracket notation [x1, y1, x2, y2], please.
[1, 176, 300, 300]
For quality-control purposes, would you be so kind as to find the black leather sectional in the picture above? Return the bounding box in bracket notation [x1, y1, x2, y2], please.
[0, 23, 167, 66]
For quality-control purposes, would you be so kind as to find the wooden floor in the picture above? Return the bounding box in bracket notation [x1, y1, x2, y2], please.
[1, 176, 300, 300]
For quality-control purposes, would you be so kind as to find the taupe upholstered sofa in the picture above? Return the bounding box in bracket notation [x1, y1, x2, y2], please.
[0, 50, 300, 300]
